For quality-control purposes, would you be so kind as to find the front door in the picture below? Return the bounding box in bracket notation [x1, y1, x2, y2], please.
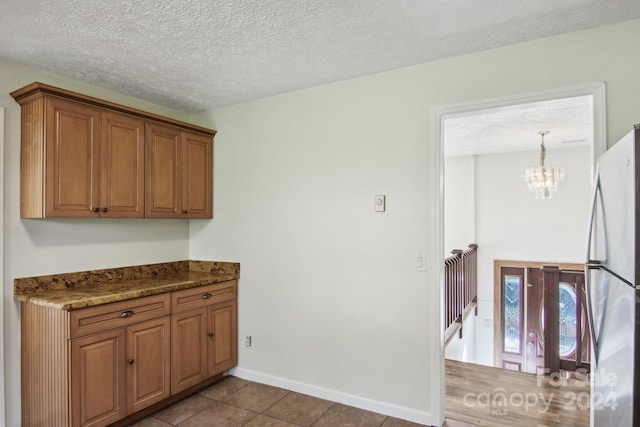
[495, 261, 589, 375]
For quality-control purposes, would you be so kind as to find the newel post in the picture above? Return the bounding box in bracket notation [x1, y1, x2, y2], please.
[542, 265, 561, 375]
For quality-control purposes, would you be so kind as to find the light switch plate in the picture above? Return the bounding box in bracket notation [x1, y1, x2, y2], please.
[416, 252, 426, 271]
[375, 195, 386, 212]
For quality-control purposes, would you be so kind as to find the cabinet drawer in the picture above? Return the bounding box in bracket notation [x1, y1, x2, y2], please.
[172, 281, 237, 313]
[70, 294, 171, 339]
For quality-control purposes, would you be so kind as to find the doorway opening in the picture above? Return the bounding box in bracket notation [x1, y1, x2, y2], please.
[431, 83, 606, 424]
[436, 83, 605, 366]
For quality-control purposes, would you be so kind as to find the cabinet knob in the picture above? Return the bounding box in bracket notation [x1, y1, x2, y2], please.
[120, 310, 134, 318]
[202, 293, 212, 300]
[93, 208, 100, 213]
[208, 332, 214, 338]
[182, 210, 188, 215]
[102, 207, 108, 213]
[128, 359, 134, 365]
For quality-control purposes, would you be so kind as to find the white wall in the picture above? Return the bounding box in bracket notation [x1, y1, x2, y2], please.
[0, 59, 196, 427]
[444, 155, 476, 255]
[189, 20, 640, 426]
[444, 306, 477, 363]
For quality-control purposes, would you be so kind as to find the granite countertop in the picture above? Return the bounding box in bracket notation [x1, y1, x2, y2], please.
[14, 260, 240, 311]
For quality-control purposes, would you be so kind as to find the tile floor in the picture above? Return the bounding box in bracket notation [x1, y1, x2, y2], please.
[128, 376, 428, 427]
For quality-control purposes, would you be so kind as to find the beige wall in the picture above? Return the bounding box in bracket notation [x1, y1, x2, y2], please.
[189, 19, 640, 425]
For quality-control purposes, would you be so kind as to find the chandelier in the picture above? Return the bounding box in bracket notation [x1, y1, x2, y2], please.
[522, 130, 565, 199]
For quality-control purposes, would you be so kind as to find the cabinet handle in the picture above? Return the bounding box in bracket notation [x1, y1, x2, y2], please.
[183, 210, 188, 214]
[102, 207, 108, 213]
[93, 208, 100, 213]
[208, 332, 214, 338]
[119, 310, 134, 318]
[202, 293, 212, 300]
[128, 359, 134, 365]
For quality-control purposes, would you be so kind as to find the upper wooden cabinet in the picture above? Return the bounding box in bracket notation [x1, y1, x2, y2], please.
[39, 99, 145, 218]
[11, 82, 215, 219]
[145, 124, 213, 218]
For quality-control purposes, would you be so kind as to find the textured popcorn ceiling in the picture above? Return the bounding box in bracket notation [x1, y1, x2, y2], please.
[0, 0, 639, 112]
[445, 96, 594, 157]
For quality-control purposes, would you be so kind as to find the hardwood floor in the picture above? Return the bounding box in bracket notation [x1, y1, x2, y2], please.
[445, 359, 590, 427]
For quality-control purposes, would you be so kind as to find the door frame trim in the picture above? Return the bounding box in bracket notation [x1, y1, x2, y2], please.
[431, 82, 606, 424]
[0, 107, 5, 422]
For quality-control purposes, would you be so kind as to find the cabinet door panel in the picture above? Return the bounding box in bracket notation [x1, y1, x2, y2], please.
[182, 132, 212, 218]
[171, 308, 207, 393]
[71, 328, 126, 427]
[46, 98, 100, 217]
[207, 301, 237, 376]
[127, 317, 171, 413]
[102, 112, 145, 217]
[146, 123, 181, 217]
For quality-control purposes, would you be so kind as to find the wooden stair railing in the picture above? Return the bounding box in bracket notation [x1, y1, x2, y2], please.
[444, 244, 478, 338]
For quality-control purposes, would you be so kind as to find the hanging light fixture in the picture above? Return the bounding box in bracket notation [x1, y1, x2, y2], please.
[523, 130, 565, 199]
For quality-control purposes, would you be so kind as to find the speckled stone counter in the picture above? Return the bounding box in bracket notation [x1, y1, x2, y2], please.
[14, 260, 240, 311]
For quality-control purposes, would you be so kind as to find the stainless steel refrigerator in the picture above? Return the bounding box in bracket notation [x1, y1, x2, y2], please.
[586, 125, 640, 427]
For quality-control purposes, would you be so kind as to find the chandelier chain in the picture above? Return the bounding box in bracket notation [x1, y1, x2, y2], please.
[539, 130, 548, 167]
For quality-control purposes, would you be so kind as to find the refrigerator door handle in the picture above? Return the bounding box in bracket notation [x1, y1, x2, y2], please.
[585, 166, 602, 264]
[585, 265, 599, 364]
[585, 168, 602, 365]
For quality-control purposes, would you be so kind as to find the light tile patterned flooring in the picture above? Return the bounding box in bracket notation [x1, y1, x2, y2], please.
[128, 376, 428, 427]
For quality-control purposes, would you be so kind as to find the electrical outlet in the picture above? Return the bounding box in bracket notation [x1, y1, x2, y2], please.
[245, 336, 252, 347]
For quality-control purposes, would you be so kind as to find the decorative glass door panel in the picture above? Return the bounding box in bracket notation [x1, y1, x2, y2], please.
[499, 267, 525, 371]
[503, 275, 522, 354]
[559, 282, 578, 357]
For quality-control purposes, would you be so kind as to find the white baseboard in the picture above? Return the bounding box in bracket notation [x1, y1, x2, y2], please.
[229, 367, 434, 425]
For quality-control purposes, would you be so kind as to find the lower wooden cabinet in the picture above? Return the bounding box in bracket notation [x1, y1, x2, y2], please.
[70, 304, 171, 427]
[171, 284, 238, 394]
[71, 328, 127, 427]
[171, 308, 208, 393]
[207, 302, 237, 376]
[21, 281, 237, 427]
[126, 317, 171, 413]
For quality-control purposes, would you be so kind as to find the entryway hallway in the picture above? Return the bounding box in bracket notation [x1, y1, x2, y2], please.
[445, 359, 590, 426]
